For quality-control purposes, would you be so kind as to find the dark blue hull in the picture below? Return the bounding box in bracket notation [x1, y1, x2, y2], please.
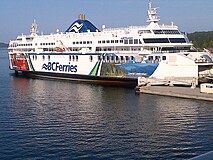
[20, 71, 138, 87]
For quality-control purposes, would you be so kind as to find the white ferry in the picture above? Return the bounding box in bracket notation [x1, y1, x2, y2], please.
[8, 1, 213, 86]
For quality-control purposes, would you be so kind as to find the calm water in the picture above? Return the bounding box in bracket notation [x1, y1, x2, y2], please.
[0, 49, 212, 159]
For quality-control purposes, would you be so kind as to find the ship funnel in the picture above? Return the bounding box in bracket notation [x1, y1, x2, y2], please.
[78, 14, 86, 20]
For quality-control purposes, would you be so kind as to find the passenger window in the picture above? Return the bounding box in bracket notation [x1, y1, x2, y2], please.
[98, 56, 101, 61]
[116, 56, 119, 61]
[90, 55, 93, 62]
[134, 39, 138, 44]
[120, 56, 124, 61]
[111, 56, 114, 61]
[107, 56, 110, 61]
[124, 40, 128, 44]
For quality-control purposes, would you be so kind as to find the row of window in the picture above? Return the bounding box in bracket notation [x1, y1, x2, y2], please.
[32, 55, 79, 62]
[14, 37, 185, 51]
[31, 54, 171, 65]
[49, 46, 142, 52]
[41, 46, 141, 52]
[148, 55, 167, 62]
[98, 40, 123, 44]
[16, 37, 34, 41]
[124, 39, 142, 45]
[96, 46, 141, 52]
[40, 43, 55, 46]
[96, 55, 135, 62]
[15, 42, 56, 47]
[73, 41, 92, 45]
[69, 55, 79, 61]
[153, 30, 181, 35]
[15, 39, 140, 48]
[143, 38, 186, 44]
[14, 48, 35, 52]
[138, 30, 152, 34]
[43, 48, 56, 52]
[31, 54, 135, 63]
[17, 43, 33, 47]
[98, 39, 142, 45]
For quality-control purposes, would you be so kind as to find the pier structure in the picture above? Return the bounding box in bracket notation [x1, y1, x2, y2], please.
[137, 85, 213, 102]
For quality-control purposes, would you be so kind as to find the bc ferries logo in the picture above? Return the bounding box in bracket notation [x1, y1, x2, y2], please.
[70, 22, 83, 33]
[42, 62, 77, 73]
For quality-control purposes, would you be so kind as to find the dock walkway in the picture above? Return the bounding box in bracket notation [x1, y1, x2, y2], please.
[137, 86, 213, 101]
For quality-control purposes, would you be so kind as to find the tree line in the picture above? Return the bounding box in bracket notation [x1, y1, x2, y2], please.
[0, 43, 8, 48]
[188, 31, 213, 50]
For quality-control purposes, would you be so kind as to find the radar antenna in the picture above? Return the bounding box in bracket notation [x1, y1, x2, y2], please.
[30, 19, 39, 36]
[147, 0, 160, 23]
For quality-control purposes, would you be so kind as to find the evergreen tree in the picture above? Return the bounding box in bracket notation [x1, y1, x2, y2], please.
[188, 31, 213, 49]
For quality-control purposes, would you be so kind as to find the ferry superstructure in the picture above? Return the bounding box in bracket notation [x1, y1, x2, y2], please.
[8, 1, 213, 86]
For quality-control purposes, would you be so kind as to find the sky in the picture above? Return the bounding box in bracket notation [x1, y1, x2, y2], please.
[0, 0, 213, 43]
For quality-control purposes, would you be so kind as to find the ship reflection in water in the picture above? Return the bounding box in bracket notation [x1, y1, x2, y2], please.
[0, 73, 211, 159]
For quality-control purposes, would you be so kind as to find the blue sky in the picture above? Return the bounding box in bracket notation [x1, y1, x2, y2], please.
[0, 0, 213, 43]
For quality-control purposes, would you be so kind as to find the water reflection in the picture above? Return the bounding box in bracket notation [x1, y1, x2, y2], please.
[1, 69, 212, 159]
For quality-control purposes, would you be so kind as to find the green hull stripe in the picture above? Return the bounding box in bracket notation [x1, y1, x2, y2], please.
[89, 61, 100, 76]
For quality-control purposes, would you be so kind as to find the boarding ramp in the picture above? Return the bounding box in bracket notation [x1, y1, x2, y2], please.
[138, 77, 197, 88]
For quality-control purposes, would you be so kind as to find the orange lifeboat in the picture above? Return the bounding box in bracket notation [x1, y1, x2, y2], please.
[56, 47, 65, 52]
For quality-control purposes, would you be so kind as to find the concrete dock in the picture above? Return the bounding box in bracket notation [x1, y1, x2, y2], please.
[137, 86, 213, 102]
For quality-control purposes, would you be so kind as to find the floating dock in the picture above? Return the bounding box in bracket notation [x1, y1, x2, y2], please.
[137, 85, 213, 102]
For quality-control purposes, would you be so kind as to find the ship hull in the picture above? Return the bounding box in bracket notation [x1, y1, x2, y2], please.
[20, 70, 138, 87]
[9, 52, 158, 87]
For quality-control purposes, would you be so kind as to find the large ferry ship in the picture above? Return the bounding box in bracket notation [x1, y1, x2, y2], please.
[8, 1, 213, 86]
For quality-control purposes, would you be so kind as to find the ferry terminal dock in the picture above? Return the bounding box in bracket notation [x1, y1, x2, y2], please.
[136, 85, 213, 102]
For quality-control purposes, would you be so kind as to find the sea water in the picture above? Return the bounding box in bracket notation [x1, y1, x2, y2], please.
[0, 49, 212, 159]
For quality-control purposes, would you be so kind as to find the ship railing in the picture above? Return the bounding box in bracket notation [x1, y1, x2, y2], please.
[104, 24, 178, 32]
[157, 25, 178, 29]
[128, 26, 148, 29]
[103, 27, 128, 31]
[104, 26, 150, 31]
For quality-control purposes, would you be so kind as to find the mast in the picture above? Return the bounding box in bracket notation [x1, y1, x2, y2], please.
[147, 0, 160, 24]
[30, 19, 39, 36]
